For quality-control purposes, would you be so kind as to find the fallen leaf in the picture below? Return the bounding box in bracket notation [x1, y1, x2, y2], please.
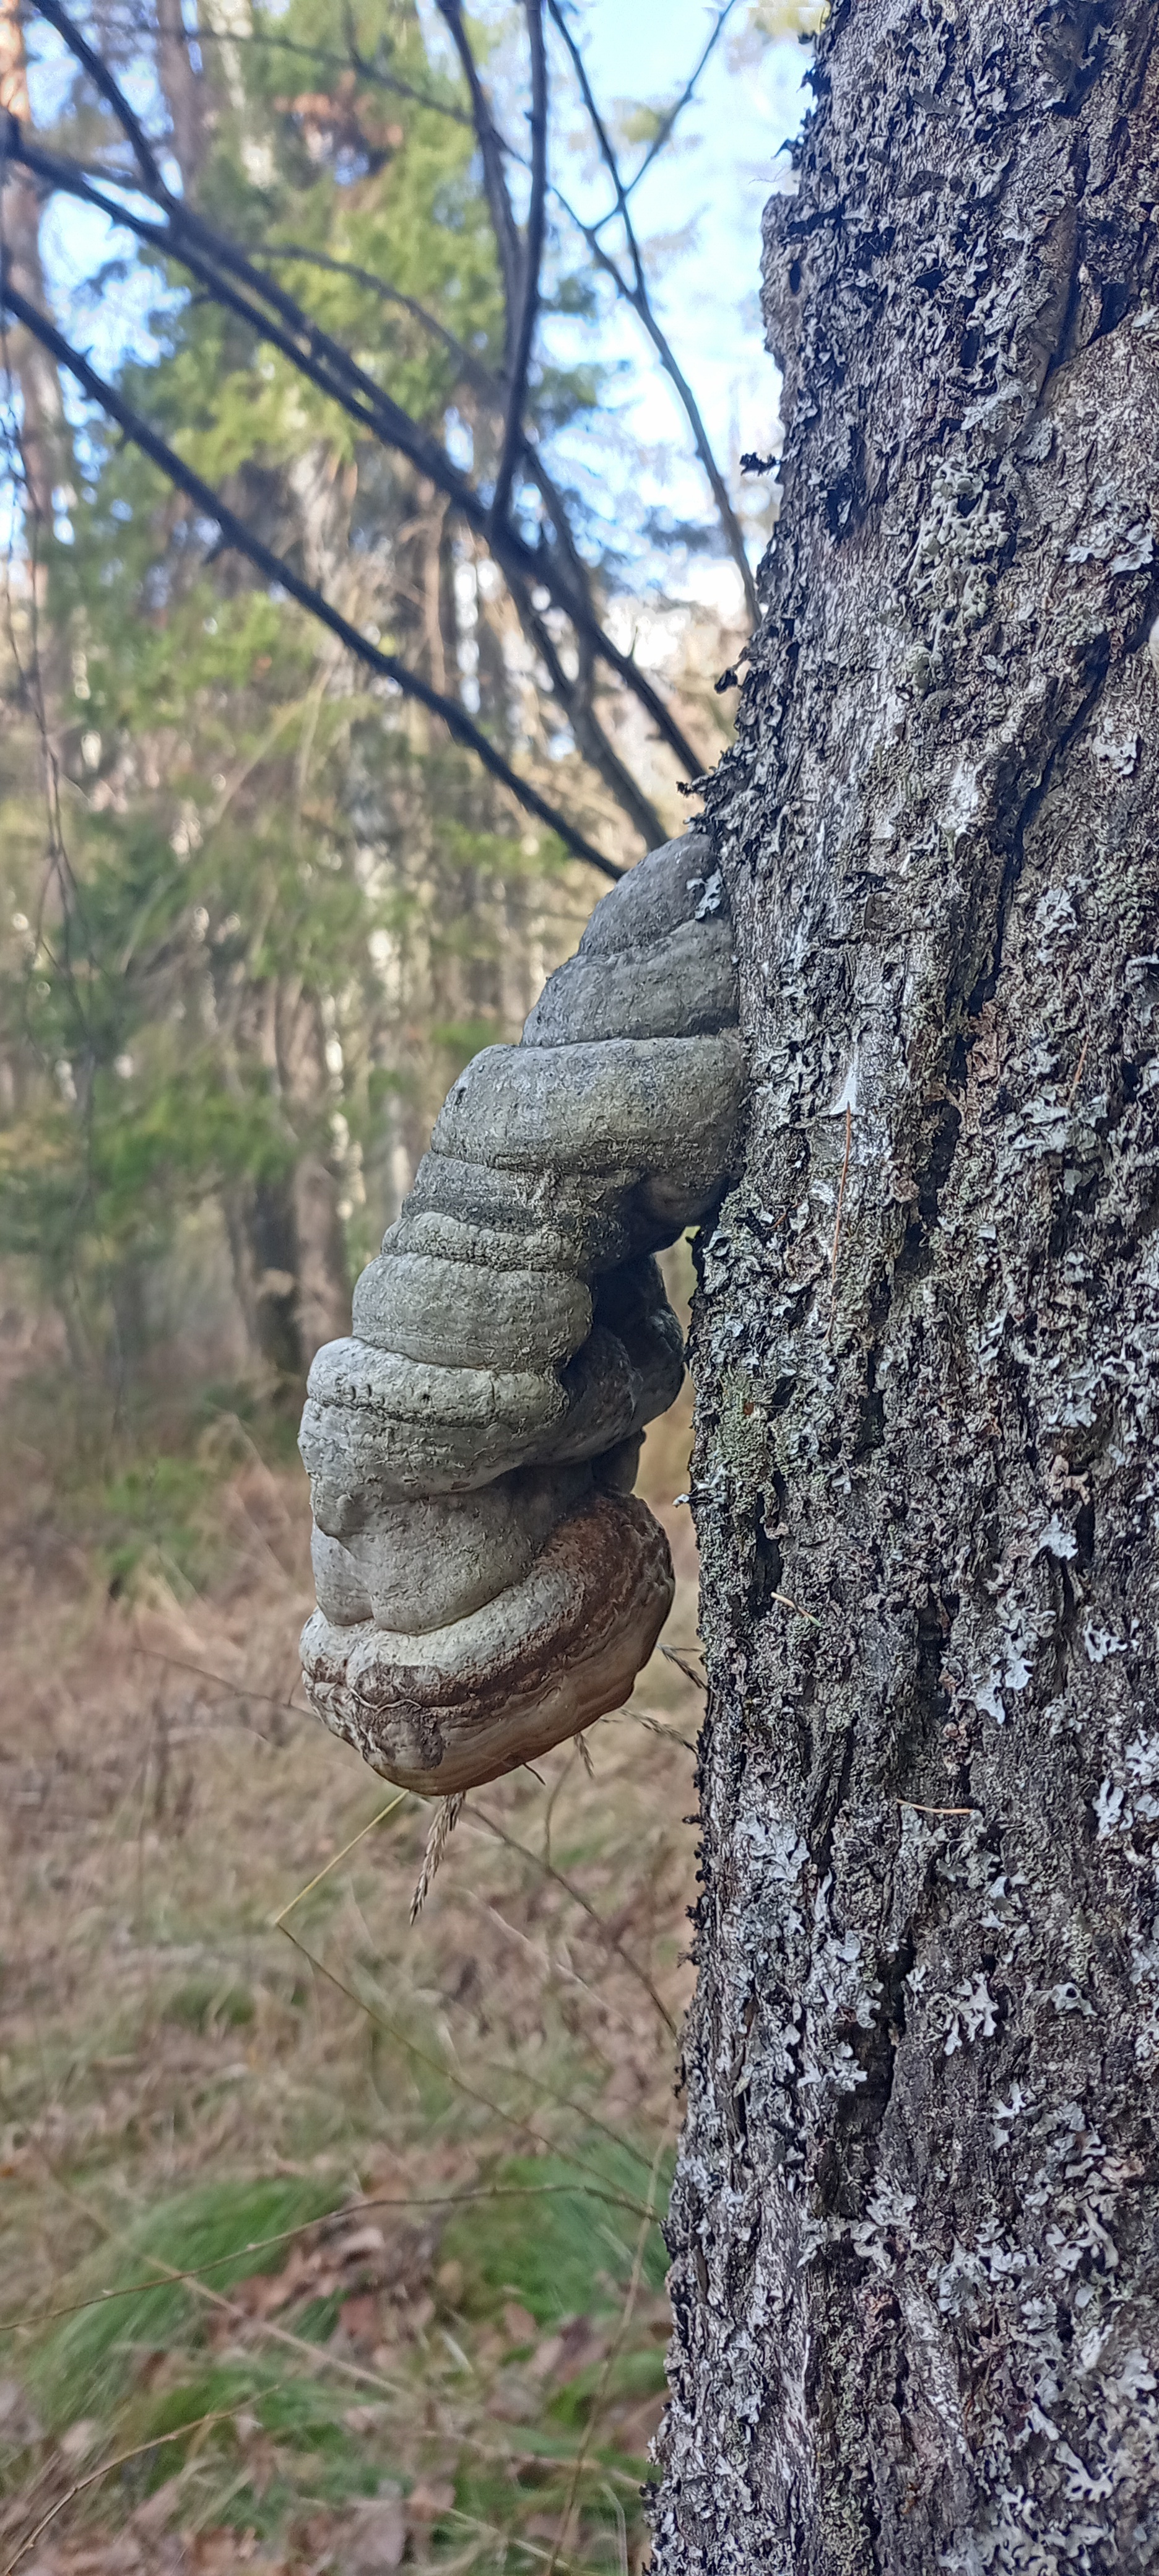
[130, 2469, 189, 2537]
[334, 2292, 383, 2345]
[0, 2378, 43, 2448]
[490, 2367, 538, 2424]
[341, 2403, 389, 2435]
[58, 2418, 99, 2463]
[406, 2478, 454, 2525]
[533, 2315, 607, 2384]
[336, 2491, 407, 2571]
[333, 2226, 387, 2264]
[435, 2258, 464, 2305]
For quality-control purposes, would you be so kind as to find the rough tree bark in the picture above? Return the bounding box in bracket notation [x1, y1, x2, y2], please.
[656, 6, 1159, 2569]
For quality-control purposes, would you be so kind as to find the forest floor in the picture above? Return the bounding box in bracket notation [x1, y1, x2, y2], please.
[0, 1360, 703, 2576]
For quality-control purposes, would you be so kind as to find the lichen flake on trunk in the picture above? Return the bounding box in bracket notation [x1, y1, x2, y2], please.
[654, 5, 1159, 2568]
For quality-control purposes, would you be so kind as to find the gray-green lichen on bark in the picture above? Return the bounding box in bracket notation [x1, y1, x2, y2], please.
[655, 4, 1159, 2567]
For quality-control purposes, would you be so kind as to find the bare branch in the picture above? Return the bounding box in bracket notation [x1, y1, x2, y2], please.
[434, 0, 521, 318]
[251, 237, 666, 831]
[33, 0, 167, 193]
[547, 0, 644, 295]
[260, 240, 500, 400]
[548, 3, 756, 622]
[492, 0, 547, 532]
[4, 123, 690, 842]
[247, 248, 613, 647]
[609, 0, 742, 219]
[16, 6, 475, 496]
[571, 195, 756, 623]
[0, 264, 623, 879]
[11, 60, 706, 778]
[39, 6, 474, 124]
[506, 562, 666, 846]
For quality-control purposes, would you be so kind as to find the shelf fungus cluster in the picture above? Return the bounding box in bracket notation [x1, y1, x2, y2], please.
[298, 832, 744, 1796]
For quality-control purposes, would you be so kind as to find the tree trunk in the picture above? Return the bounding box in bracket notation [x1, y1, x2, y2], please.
[154, 0, 210, 194]
[0, 0, 72, 723]
[656, 6, 1159, 2568]
[0, 1, 67, 539]
[224, 1173, 304, 1385]
[224, 1159, 348, 1385]
[224, 975, 352, 1380]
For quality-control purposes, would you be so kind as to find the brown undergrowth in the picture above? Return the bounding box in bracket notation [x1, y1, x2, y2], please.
[0, 1376, 702, 2575]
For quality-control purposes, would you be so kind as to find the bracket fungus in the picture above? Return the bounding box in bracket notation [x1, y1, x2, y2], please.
[298, 831, 745, 1795]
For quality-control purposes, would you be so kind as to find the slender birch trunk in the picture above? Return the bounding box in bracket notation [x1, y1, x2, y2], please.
[656, 6, 1159, 2565]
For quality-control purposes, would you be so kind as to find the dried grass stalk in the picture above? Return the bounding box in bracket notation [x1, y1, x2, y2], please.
[410, 1792, 465, 1922]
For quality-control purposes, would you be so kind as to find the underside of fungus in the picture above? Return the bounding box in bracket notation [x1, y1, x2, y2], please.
[298, 830, 744, 1796]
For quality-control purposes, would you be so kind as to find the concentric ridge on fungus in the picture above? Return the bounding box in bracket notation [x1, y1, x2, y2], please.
[298, 831, 744, 1795]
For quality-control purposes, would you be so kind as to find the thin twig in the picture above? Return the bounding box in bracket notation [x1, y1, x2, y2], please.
[453, 1885, 641, 2042]
[9, 2163, 596, 2570]
[106, 14, 475, 120]
[1066, 1028, 1091, 1109]
[898, 1799, 977, 1818]
[435, 0, 522, 311]
[253, 242, 662, 831]
[541, 1740, 577, 1870]
[436, 2504, 588, 2572]
[274, 1789, 410, 1927]
[544, 2134, 667, 2576]
[261, 239, 500, 397]
[33, 0, 166, 192]
[1, 2413, 235, 2575]
[12, 2147, 601, 2567]
[547, 0, 644, 293]
[492, 0, 547, 531]
[547, 5, 755, 617]
[276, 1913, 656, 2181]
[24, 2151, 402, 2404]
[609, 0, 741, 212]
[269, 1769, 662, 2171]
[502, 547, 666, 843]
[0, 2180, 657, 2336]
[4, 121, 482, 513]
[5, 118, 702, 783]
[126, 1641, 309, 1720]
[466, 1804, 677, 2038]
[615, 1708, 698, 1754]
[770, 1589, 821, 1627]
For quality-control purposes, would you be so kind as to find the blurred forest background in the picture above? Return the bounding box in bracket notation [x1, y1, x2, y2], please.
[0, 4, 809, 2569]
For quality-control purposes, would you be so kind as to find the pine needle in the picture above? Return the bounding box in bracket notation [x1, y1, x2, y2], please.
[410, 1791, 465, 1921]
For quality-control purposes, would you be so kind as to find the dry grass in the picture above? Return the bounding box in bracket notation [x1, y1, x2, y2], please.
[0, 1377, 703, 2575]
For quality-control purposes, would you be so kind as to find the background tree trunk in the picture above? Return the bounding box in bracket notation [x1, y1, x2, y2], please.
[0, 0, 67, 543]
[0, 0, 71, 759]
[657, 5, 1159, 2566]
